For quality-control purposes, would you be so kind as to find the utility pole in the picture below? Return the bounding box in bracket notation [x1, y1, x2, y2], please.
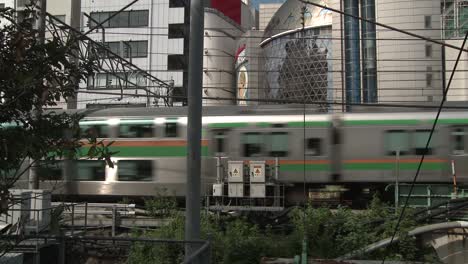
[67, 0, 81, 109]
[185, 0, 204, 261]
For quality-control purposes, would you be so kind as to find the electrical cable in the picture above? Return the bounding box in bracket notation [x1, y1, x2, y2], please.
[380, 26, 468, 264]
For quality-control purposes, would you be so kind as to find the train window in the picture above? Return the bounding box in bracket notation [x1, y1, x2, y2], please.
[384, 130, 410, 155]
[37, 161, 63, 181]
[269, 132, 288, 157]
[452, 127, 465, 154]
[81, 124, 109, 138]
[306, 138, 322, 156]
[119, 124, 153, 138]
[242, 132, 263, 157]
[165, 122, 178, 137]
[75, 160, 106, 181]
[118, 160, 153, 181]
[214, 130, 227, 154]
[413, 130, 434, 155]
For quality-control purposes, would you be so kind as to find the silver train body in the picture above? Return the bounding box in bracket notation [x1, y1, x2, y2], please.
[24, 105, 468, 200]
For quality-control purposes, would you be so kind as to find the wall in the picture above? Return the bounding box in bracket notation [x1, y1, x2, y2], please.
[203, 9, 244, 106]
[445, 39, 468, 101]
[79, 0, 185, 108]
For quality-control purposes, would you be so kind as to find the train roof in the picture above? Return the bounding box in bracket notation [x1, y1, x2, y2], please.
[68, 105, 468, 122]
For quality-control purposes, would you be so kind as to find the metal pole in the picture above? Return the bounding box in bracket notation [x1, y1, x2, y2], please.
[67, 0, 81, 109]
[29, 0, 47, 190]
[185, 0, 204, 261]
[395, 149, 400, 212]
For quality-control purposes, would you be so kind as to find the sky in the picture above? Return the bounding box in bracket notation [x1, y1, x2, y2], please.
[250, 0, 286, 9]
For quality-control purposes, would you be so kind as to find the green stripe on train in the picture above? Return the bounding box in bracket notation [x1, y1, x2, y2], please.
[80, 146, 210, 157]
[279, 162, 447, 172]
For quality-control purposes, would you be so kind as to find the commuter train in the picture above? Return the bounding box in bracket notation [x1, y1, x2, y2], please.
[29, 105, 468, 203]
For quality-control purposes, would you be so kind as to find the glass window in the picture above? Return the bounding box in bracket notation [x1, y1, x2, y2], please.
[119, 123, 153, 138]
[37, 161, 63, 181]
[90, 10, 148, 28]
[75, 160, 106, 181]
[425, 44, 432, 57]
[242, 132, 263, 157]
[165, 122, 178, 137]
[170, 0, 187, 7]
[384, 130, 410, 155]
[118, 160, 153, 181]
[269, 132, 288, 157]
[424, 15, 432, 29]
[214, 131, 227, 154]
[426, 66, 432, 87]
[55, 15, 66, 23]
[413, 130, 434, 155]
[452, 127, 465, 154]
[168, 23, 185, 39]
[129, 10, 149, 27]
[167, 54, 187, 71]
[306, 138, 322, 156]
[81, 124, 109, 138]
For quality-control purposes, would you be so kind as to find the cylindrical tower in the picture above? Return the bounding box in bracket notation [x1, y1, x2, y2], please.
[360, 0, 377, 103]
[344, 0, 361, 105]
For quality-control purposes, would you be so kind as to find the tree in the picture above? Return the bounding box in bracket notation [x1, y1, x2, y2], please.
[0, 5, 113, 222]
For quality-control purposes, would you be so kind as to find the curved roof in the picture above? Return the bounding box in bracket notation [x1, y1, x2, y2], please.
[262, 0, 332, 42]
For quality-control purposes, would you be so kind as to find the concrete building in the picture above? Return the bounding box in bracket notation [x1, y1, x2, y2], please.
[442, 0, 468, 101]
[331, 0, 444, 108]
[202, 8, 244, 106]
[259, 2, 284, 30]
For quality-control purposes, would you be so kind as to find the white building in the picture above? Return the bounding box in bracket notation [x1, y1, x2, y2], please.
[259, 2, 284, 30]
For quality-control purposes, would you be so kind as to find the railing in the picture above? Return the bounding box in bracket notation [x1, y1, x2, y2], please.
[0, 235, 212, 264]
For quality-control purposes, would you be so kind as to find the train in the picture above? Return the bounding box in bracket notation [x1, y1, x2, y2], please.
[21, 105, 468, 204]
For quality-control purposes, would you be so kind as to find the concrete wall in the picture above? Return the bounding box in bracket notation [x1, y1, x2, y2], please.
[259, 3, 283, 31]
[203, 9, 244, 106]
[445, 39, 468, 101]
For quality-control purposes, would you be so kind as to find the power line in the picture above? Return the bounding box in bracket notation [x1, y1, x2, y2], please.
[76, 90, 468, 110]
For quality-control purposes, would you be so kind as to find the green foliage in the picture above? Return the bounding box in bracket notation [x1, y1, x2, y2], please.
[144, 188, 177, 218]
[0, 5, 115, 203]
[127, 195, 441, 263]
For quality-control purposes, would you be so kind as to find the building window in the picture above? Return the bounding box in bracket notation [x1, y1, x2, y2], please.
[55, 15, 66, 23]
[169, 0, 188, 7]
[426, 66, 432, 87]
[118, 160, 153, 181]
[90, 10, 149, 28]
[103, 41, 148, 58]
[0, 4, 5, 8]
[306, 138, 322, 156]
[89, 72, 146, 89]
[424, 15, 432, 29]
[384, 130, 410, 155]
[413, 130, 434, 155]
[168, 23, 185, 39]
[425, 44, 432, 57]
[242, 132, 263, 157]
[167, 54, 187, 71]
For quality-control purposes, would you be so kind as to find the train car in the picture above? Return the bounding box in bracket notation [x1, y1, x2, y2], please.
[24, 105, 468, 203]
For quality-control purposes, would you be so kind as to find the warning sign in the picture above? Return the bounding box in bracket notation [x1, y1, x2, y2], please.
[253, 166, 262, 177]
[233, 169, 239, 175]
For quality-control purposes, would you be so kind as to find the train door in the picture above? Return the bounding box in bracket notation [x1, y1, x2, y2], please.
[212, 129, 229, 156]
[330, 117, 342, 181]
[450, 126, 468, 178]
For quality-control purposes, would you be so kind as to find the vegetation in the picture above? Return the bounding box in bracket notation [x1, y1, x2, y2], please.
[0, 5, 113, 233]
[127, 194, 442, 263]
